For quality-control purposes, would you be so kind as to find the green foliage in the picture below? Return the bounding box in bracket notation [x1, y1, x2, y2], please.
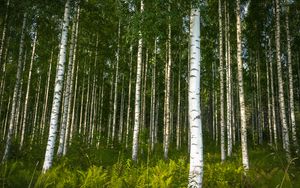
[0, 161, 37, 188]
[78, 166, 109, 187]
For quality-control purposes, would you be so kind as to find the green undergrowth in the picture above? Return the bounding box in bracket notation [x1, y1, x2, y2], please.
[1, 145, 300, 187]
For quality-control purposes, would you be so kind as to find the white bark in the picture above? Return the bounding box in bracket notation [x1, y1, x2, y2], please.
[20, 31, 37, 149]
[275, 0, 290, 160]
[42, 0, 71, 172]
[218, 0, 226, 162]
[2, 13, 27, 162]
[285, 6, 298, 154]
[40, 52, 53, 140]
[188, 8, 203, 188]
[164, 5, 172, 159]
[112, 21, 121, 144]
[30, 75, 41, 145]
[118, 75, 125, 143]
[236, 0, 249, 170]
[132, 0, 144, 162]
[0, 0, 9, 67]
[125, 45, 133, 149]
[225, 4, 232, 156]
[57, 3, 79, 156]
[150, 41, 157, 151]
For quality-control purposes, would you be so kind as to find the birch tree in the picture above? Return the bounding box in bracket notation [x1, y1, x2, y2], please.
[275, 0, 290, 160]
[132, 0, 144, 162]
[57, 1, 79, 156]
[218, 0, 226, 162]
[285, 3, 298, 154]
[20, 31, 38, 149]
[236, 0, 249, 170]
[2, 13, 27, 162]
[188, 6, 203, 188]
[42, 0, 71, 172]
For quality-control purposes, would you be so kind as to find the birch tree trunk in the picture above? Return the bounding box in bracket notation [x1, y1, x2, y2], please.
[57, 2, 79, 156]
[164, 3, 172, 160]
[42, 0, 71, 172]
[269, 38, 278, 149]
[30, 75, 41, 145]
[20, 31, 37, 149]
[236, 0, 249, 170]
[118, 75, 125, 143]
[40, 52, 53, 140]
[285, 5, 298, 154]
[275, 0, 290, 160]
[125, 45, 133, 149]
[132, 0, 144, 162]
[2, 13, 27, 162]
[65, 3, 80, 150]
[225, 3, 232, 156]
[218, 0, 226, 162]
[188, 7, 203, 187]
[266, 47, 273, 145]
[0, 0, 10, 67]
[112, 21, 121, 145]
[150, 41, 156, 151]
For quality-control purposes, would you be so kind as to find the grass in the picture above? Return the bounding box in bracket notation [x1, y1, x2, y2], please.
[1, 142, 300, 188]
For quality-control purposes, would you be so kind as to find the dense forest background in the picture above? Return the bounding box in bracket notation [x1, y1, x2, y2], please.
[0, 0, 300, 187]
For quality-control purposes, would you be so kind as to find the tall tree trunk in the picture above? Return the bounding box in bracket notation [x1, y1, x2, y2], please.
[164, 3, 172, 160]
[118, 75, 125, 143]
[57, 1, 79, 157]
[176, 54, 181, 150]
[40, 52, 53, 141]
[125, 45, 133, 149]
[20, 31, 37, 149]
[0, 0, 10, 67]
[30, 75, 41, 146]
[150, 41, 157, 152]
[285, 5, 298, 154]
[275, 0, 290, 160]
[132, 0, 144, 162]
[64, 3, 80, 151]
[188, 7, 203, 187]
[266, 46, 273, 145]
[112, 21, 121, 145]
[236, 0, 249, 170]
[42, 0, 71, 172]
[269, 38, 278, 149]
[2, 13, 27, 162]
[218, 0, 226, 162]
[225, 3, 232, 156]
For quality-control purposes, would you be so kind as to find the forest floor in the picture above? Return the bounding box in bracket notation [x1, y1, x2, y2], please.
[1, 140, 300, 188]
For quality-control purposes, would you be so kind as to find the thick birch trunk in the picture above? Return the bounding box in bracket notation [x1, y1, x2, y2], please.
[42, 0, 71, 172]
[132, 0, 144, 162]
[236, 0, 249, 170]
[188, 8, 203, 187]
[57, 4, 79, 156]
[2, 13, 27, 162]
[275, 0, 290, 160]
